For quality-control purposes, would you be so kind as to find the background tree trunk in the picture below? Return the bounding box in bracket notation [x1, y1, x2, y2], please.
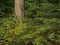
[15, 0, 24, 25]
[15, 0, 24, 18]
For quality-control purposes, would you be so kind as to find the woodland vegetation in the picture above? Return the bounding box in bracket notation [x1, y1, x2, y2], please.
[0, 0, 60, 45]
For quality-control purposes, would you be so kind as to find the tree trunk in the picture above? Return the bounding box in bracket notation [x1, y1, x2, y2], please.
[15, 0, 24, 25]
[15, 0, 24, 18]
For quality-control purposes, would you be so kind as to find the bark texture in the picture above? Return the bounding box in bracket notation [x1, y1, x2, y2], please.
[15, 0, 24, 18]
